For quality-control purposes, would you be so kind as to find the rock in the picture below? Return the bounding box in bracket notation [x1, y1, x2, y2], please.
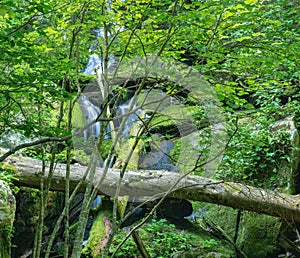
[158, 198, 193, 220]
[121, 197, 193, 227]
[0, 180, 16, 258]
[270, 116, 300, 194]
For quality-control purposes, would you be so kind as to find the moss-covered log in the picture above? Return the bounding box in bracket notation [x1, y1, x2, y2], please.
[3, 154, 300, 222]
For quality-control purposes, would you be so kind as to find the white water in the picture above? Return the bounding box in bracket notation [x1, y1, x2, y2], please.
[80, 95, 101, 140]
[115, 97, 141, 139]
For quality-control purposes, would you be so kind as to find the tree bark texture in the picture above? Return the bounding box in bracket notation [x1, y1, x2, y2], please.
[3, 154, 300, 222]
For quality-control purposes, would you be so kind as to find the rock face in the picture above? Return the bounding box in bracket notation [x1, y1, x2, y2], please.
[0, 180, 16, 258]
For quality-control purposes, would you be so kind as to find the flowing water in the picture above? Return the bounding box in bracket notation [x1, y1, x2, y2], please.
[80, 95, 101, 139]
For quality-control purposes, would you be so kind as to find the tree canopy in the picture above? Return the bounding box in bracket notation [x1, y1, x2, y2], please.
[0, 0, 300, 257]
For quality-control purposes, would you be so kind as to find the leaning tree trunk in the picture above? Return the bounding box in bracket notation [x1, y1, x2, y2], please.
[3, 154, 300, 222]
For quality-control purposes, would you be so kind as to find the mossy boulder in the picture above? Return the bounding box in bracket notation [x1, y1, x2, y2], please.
[196, 203, 282, 258]
[49, 102, 85, 129]
[116, 124, 144, 170]
[0, 180, 16, 258]
[236, 212, 281, 257]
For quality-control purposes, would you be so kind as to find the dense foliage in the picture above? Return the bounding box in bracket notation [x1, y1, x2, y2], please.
[0, 0, 299, 257]
[107, 219, 231, 257]
[0, 1, 299, 143]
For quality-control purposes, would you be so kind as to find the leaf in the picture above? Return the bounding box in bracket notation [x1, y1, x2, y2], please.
[237, 36, 252, 42]
[245, 0, 258, 4]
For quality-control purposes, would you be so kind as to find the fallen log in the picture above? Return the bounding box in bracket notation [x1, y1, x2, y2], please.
[3, 154, 300, 221]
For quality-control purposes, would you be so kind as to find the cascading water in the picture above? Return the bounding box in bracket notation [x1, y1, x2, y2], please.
[114, 96, 141, 139]
[80, 95, 101, 139]
[77, 25, 195, 248]
[83, 53, 117, 76]
[79, 93, 141, 141]
[83, 29, 117, 76]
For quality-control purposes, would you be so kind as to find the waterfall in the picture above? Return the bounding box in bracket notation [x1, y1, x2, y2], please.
[78, 26, 194, 239]
[83, 54, 103, 75]
[79, 95, 101, 140]
[78, 92, 141, 205]
[79, 93, 142, 141]
[114, 97, 141, 139]
[83, 29, 117, 76]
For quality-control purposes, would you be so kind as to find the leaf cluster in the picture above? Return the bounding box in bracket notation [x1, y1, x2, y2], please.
[217, 115, 293, 189]
[109, 219, 217, 257]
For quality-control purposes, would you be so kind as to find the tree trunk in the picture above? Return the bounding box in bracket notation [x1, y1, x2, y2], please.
[4, 154, 300, 222]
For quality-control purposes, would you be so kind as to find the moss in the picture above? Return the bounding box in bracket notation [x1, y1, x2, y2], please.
[48, 101, 85, 130]
[81, 201, 113, 257]
[150, 105, 192, 131]
[12, 188, 64, 257]
[223, 183, 242, 192]
[169, 131, 209, 174]
[195, 203, 281, 258]
[150, 105, 207, 132]
[117, 196, 129, 219]
[13, 188, 40, 230]
[72, 102, 85, 129]
[0, 163, 17, 186]
[151, 113, 176, 129]
[0, 180, 15, 258]
[116, 126, 145, 170]
[0, 163, 17, 173]
[169, 138, 181, 164]
[237, 212, 281, 257]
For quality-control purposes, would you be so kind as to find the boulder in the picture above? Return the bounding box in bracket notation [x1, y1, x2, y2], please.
[270, 116, 300, 194]
[0, 180, 16, 258]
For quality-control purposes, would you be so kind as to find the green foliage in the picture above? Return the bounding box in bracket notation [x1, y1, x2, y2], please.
[54, 149, 89, 165]
[0, 0, 92, 145]
[0, 0, 298, 141]
[71, 102, 86, 129]
[0, 163, 17, 185]
[109, 219, 221, 257]
[113, 86, 128, 100]
[1, 0, 300, 256]
[109, 233, 136, 258]
[143, 219, 194, 257]
[21, 146, 47, 161]
[217, 115, 293, 188]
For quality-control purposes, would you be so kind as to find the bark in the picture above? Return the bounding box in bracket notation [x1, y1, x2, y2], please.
[3, 154, 300, 222]
[132, 231, 151, 258]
